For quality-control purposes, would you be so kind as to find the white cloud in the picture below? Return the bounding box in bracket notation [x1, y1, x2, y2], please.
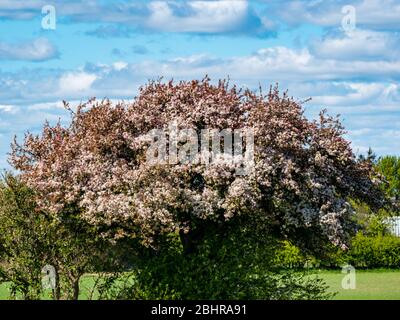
[146, 0, 249, 33]
[1, 43, 400, 107]
[112, 61, 128, 71]
[0, 104, 19, 114]
[276, 0, 400, 30]
[0, 0, 46, 19]
[311, 83, 388, 106]
[124, 47, 400, 82]
[348, 128, 373, 137]
[0, 0, 272, 36]
[26, 101, 66, 111]
[311, 29, 400, 61]
[0, 38, 58, 61]
[0, 0, 45, 10]
[58, 72, 97, 95]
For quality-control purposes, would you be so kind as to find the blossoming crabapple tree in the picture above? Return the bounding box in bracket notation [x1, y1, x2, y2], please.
[10, 77, 385, 254]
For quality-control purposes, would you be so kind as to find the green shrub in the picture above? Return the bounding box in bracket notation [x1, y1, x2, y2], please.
[274, 241, 307, 269]
[0, 173, 117, 300]
[272, 232, 400, 270]
[345, 233, 400, 268]
[96, 229, 332, 300]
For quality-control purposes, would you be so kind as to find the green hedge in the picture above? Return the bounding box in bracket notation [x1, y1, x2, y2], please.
[345, 233, 400, 268]
[275, 234, 400, 269]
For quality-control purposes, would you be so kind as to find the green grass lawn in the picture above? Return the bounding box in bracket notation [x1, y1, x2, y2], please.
[0, 282, 9, 300]
[1, 270, 400, 300]
[314, 269, 400, 300]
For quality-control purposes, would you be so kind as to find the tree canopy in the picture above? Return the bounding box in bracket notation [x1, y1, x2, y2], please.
[376, 155, 400, 200]
[10, 78, 385, 253]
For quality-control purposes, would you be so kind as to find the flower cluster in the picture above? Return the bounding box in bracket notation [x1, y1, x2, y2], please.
[10, 78, 385, 249]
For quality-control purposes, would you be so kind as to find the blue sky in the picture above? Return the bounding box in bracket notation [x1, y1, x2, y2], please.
[0, 0, 400, 169]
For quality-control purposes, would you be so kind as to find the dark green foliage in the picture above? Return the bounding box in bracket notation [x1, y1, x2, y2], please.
[0, 174, 48, 299]
[276, 233, 400, 270]
[96, 224, 332, 300]
[273, 241, 307, 269]
[345, 233, 400, 268]
[0, 173, 116, 299]
[376, 155, 400, 200]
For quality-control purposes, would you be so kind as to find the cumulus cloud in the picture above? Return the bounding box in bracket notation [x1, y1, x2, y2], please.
[146, 1, 247, 33]
[2, 0, 275, 37]
[0, 104, 19, 114]
[311, 29, 400, 61]
[1, 0, 399, 36]
[114, 47, 400, 82]
[0, 0, 45, 19]
[0, 38, 58, 62]
[112, 61, 128, 71]
[142, 0, 273, 36]
[273, 0, 400, 30]
[58, 72, 97, 95]
[310, 83, 392, 106]
[1, 44, 400, 105]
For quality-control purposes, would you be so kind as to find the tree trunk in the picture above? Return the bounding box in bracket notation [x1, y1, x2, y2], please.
[179, 226, 207, 255]
[179, 229, 193, 254]
[53, 267, 61, 300]
[71, 277, 80, 300]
